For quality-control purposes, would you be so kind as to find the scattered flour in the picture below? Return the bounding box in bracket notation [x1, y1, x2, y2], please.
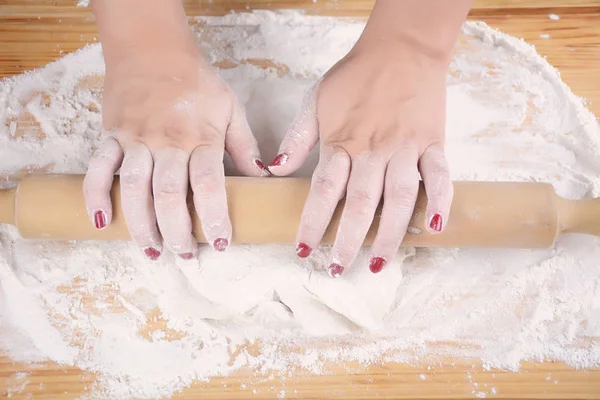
[4, 372, 29, 398]
[0, 11, 599, 399]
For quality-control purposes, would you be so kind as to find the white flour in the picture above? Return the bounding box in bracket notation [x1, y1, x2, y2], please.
[0, 11, 599, 399]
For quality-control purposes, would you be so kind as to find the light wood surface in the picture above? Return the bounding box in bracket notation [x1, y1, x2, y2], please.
[0, 1, 599, 399]
[1, 358, 600, 400]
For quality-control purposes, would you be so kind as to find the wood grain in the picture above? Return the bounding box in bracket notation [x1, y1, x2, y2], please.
[1, 357, 600, 399]
[480, 14, 600, 117]
[0, 1, 599, 399]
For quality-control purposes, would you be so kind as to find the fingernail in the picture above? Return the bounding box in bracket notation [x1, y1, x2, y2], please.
[269, 152, 289, 168]
[369, 257, 386, 274]
[213, 238, 229, 252]
[328, 263, 345, 278]
[296, 242, 312, 258]
[144, 247, 161, 261]
[94, 210, 107, 230]
[253, 159, 271, 176]
[179, 252, 195, 260]
[430, 213, 443, 232]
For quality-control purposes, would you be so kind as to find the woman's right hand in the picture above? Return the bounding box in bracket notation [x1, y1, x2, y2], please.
[84, 0, 267, 260]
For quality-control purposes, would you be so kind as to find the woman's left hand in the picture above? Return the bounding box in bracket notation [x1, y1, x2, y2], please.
[268, 39, 454, 277]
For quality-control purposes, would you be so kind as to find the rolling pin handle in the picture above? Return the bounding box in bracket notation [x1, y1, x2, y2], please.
[0, 187, 17, 225]
[557, 196, 600, 237]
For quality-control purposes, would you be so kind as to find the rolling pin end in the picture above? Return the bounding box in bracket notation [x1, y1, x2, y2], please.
[557, 196, 600, 238]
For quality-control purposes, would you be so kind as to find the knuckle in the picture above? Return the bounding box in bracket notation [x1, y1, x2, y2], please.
[154, 174, 188, 204]
[226, 139, 255, 159]
[421, 147, 449, 173]
[197, 123, 224, 144]
[311, 174, 339, 200]
[88, 150, 120, 176]
[345, 189, 376, 215]
[190, 167, 221, 195]
[321, 148, 351, 170]
[284, 124, 311, 150]
[386, 180, 418, 204]
[425, 164, 451, 182]
[161, 126, 187, 142]
[87, 160, 109, 175]
[91, 149, 116, 166]
[120, 169, 145, 191]
[155, 186, 183, 201]
[435, 161, 451, 177]
[120, 144, 152, 192]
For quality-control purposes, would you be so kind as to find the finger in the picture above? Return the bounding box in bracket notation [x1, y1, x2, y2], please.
[329, 154, 386, 278]
[153, 147, 198, 259]
[418, 143, 453, 234]
[225, 98, 270, 177]
[295, 147, 350, 260]
[120, 143, 163, 260]
[190, 146, 231, 252]
[83, 137, 123, 229]
[268, 84, 320, 176]
[369, 149, 420, 274]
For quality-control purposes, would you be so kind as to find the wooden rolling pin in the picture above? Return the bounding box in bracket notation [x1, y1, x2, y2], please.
[0, 174, 597, 248]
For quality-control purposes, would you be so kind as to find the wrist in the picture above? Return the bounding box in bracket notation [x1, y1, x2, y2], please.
[92, 0, 198, 66]
[102, 35, 200, 70]
[356, 27, 454, 67]
[357, 0, 472, 64]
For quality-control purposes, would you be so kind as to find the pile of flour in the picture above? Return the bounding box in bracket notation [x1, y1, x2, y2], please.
[0, 11, 599, 399]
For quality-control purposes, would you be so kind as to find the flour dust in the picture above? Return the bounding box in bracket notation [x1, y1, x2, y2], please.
[0, 11, 599, 400]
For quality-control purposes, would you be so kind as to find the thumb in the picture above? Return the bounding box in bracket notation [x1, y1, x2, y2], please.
[268, 83, 320, 176]
[225, 98, 270, 177]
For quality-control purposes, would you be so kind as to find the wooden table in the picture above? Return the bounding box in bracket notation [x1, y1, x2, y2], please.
[0, 1, 599, 399]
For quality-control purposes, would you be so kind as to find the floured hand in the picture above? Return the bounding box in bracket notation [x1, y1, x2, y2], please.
[269, 0, 471, 276]
[269, 44, 452, 277]
[83, 0, 268, 260]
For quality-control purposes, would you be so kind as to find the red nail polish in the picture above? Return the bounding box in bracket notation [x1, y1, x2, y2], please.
[296, 242, 312, 258]
[144, 247, 161, 261]
[94, 210, 107, 230]
[254, 159, 270, 175]
[179, 252, 195, 260]
[328, 263, 345, 278]
[430, 213, 443, 232]
[269, 152, 289, 168]
[369, 257, 386, 274]
[213, 238, 229, 252]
